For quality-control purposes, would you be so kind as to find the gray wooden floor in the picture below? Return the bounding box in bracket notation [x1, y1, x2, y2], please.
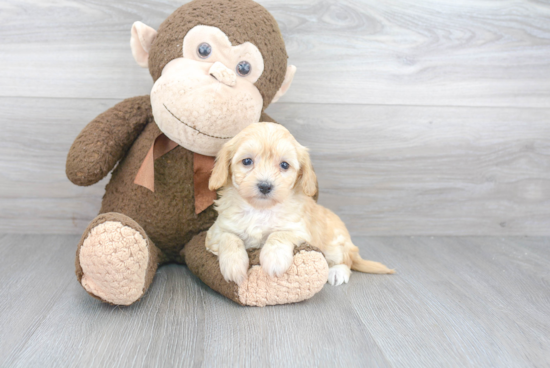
[1, 234, 549, 367]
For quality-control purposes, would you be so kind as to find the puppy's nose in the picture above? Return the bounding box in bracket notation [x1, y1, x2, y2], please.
[257, 182, 273, 195]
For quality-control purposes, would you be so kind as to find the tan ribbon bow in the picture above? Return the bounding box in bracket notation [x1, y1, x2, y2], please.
[134, 133, 217, 214]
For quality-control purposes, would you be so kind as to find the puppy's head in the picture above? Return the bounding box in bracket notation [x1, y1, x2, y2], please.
[209, 122, 317, 208]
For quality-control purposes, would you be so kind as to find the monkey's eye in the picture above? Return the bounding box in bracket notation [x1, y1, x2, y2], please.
[242, 158, 253, 166]
[280, 162, 290, 170]
[236, 61, 251, 76]
[197, 43, 212, 59]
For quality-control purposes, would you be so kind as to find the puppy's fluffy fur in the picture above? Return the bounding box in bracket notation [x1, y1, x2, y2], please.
[206, 123, 394, 285]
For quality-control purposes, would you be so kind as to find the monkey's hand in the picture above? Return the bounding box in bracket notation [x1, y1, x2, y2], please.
[66, 95, 152, 186]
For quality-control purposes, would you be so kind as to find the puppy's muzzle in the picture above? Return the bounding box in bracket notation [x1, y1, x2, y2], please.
[257, 181, 273, 195]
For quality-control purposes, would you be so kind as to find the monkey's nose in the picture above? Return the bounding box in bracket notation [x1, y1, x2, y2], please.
[257, 181, 273, 195]
[209, 61, 236, 87]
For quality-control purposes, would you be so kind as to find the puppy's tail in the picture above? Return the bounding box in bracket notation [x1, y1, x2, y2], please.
[350, 251, 395, 274]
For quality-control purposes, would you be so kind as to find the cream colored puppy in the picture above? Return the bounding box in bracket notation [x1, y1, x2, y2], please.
[206, 123, 394, 285]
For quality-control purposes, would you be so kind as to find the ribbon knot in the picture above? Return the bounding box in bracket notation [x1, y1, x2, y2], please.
[134, 133, 217, 214]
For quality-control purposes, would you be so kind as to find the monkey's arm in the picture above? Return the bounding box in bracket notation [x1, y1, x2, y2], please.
[66, 95, 152, 186]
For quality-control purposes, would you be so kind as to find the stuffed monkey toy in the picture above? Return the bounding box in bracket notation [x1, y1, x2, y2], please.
[67, 0, 329, 307]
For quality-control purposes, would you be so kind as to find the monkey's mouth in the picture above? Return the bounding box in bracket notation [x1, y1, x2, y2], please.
[163, 104, 233, 140]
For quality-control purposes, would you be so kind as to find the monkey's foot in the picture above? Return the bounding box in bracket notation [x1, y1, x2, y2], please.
[184, 233, 329, 307]
[238, 247, 329, 306]
[76, 213, 161, 306]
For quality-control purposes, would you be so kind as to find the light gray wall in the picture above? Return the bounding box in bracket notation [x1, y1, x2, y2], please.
[1, 0, 549, 235]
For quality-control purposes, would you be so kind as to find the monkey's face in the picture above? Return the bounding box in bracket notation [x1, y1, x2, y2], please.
[130, 0, 296, 157]
[150, 26, 264, 156]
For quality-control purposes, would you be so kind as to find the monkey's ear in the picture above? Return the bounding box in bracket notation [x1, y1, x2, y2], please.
[131, 21, 158, 68]
[209, 139, 236, 191]
[271, 65, 297, 103]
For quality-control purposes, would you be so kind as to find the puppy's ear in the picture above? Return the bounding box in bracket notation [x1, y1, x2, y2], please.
[297, 145, 317, 197]
[209, 139, 235, 191]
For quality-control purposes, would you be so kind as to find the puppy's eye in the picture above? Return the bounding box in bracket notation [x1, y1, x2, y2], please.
[236, 61, 251, 76]
[197, 43, 212, 59]
[280, 162, 290, 170]
[242, 158, 253, 166]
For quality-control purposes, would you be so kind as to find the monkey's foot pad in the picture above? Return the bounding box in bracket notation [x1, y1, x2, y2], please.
[184, 232, 329, 307]
[76, 213, 159, 306]
[238, 250, 329, 306]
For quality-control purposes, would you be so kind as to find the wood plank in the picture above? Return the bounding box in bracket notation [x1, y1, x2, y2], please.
[0, 0, 549, 107]
[198, 286, 391, 367]
[348, 236, 550, 367]
[0, 97, 112, 233]
[1, 235, 550, 367]
[268, 102, 550, 236]
[0, 234, 76, 366]
[2, 97, 548, 235]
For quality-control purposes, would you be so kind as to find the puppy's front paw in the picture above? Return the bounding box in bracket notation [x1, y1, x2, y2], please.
[328, 265, 351, 286]
[205, 240, 219, 255]
[260, 242, 294, 277]
[219, 249, 249, 285]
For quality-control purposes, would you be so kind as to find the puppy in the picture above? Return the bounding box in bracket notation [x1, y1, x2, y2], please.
[206, 122, 394, 285]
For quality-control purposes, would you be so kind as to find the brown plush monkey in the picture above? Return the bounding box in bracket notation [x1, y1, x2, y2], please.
[66, 0, 328, 307]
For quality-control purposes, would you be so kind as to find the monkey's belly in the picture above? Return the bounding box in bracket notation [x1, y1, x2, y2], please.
[100, 122, 217, 261]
